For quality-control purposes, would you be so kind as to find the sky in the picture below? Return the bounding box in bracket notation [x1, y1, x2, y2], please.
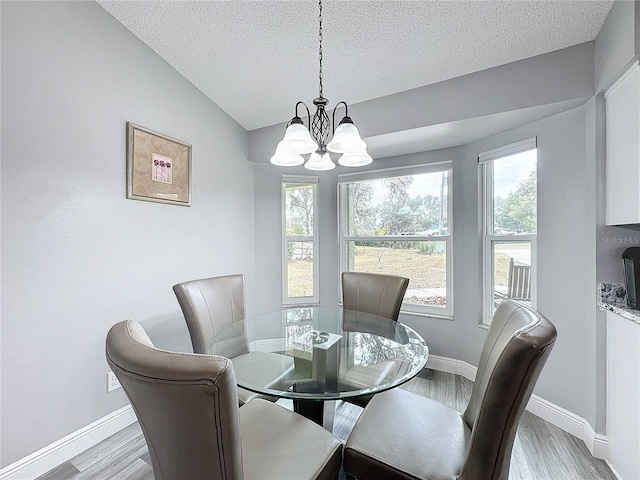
[493, 149, 537, 198]
[362, 147, 536, 207]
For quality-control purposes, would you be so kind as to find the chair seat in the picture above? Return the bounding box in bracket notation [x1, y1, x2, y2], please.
[344, 388, 471, 480]
[233, 352, 295, 405]
[240, 399, 343, 480]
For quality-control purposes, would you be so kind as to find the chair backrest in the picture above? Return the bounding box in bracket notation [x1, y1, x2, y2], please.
[173, 274, 245, 355]
[460, 300, 557, 480]
[507, 258, 531, 300]
[341, 272, 409, 321]
[105, 320, 243, 480]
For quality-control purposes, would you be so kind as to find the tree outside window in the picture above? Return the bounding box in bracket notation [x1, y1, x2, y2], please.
[339, 166, 452, 316]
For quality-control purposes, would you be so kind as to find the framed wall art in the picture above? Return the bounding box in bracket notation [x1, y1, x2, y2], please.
[126, 122, 192, 206]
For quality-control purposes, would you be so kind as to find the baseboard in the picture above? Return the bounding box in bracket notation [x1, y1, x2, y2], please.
[0, 405, 136, 480]
[605, 460, 624, 480]
[426, 354, 609, 460]
[526, 393, 609, 459]
[425, 354, 466, 376]
[426, 354, 477, 380]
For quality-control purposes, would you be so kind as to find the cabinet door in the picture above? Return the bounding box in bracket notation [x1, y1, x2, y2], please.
[606, 311, 640, 480]
[605, 62, 640, 225]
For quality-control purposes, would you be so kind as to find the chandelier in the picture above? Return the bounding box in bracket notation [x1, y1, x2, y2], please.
[269, 0, 372, 171]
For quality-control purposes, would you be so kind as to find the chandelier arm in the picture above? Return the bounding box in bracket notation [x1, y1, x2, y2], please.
[332, 101, 349, 134]
[295, 101, 312, 130]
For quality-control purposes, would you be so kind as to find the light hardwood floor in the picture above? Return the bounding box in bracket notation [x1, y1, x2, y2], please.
[36, 370, 616, 480]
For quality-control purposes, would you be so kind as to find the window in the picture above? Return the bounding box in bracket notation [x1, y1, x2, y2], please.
[283, 176, 319, 305]
[480, 138, 537, 324]
[339, 163, 452, 316]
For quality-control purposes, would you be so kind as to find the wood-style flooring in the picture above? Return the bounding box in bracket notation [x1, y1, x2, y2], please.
[36, 370, 616, 480]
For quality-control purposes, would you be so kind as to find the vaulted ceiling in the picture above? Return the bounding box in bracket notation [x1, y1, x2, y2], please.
[99, 1, 614, 133]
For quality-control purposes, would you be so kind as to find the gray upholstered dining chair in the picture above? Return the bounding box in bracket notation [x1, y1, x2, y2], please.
[341, 271, 410, 407]
[173, 274, 246, 354]
[344, 300, 557, 480]
[106, 320, 343, 480]
[173, 274, 292, 405]
[342, 271, 409, 321]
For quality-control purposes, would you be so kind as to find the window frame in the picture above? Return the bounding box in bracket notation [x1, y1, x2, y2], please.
[479, 138, 537, 326]
[338, 162, 453, 317]
[282, 175, 319, 306]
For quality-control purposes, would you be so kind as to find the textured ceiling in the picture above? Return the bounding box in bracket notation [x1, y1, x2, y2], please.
[98, 0, 613, 132]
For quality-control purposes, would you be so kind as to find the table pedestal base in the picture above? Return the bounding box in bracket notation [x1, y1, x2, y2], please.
[293, 399, 336, 431]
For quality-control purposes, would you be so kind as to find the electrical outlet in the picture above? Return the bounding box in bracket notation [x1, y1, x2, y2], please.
[107, 371, 121, 392]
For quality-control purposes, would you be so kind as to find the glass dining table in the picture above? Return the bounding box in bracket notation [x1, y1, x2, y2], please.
[209, 307, 428, 429]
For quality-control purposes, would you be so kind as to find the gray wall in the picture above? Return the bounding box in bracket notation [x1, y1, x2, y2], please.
[468, 108, 596, 421]
[595, 0, 636, 93]
[1, 1, 255, 467]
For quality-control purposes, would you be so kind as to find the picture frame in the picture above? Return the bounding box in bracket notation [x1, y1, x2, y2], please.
[126, 122, 192, 206]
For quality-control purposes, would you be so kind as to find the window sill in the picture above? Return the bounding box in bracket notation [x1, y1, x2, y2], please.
[337, 302, 453, 321]
[400, 310, 454, 321]
[282, 302, 320, 309]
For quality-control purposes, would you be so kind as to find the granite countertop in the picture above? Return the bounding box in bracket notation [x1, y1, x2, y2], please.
[599, 301, 640, 324]
[598, 282, 640, 324]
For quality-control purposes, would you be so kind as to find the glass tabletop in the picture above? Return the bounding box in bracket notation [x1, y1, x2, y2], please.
[209, 307, 428, 401]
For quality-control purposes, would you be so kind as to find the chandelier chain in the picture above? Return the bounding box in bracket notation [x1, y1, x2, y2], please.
[318, 0, 323, 98]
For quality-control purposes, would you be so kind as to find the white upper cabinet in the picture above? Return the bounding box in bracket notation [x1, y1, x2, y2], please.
[605, 61, 640, 225]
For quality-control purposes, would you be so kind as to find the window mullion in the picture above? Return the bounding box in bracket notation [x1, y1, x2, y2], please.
[286, 236, 314, 242]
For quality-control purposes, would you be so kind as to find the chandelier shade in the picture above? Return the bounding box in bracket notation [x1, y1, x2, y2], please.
[337, 149, 373, 167]
[326, 118, 366, 154]
[269, 144, 305, 166]
[304, 150, 336, 171]
[270, 0, 371, 171]
[280, 118, 318, 154]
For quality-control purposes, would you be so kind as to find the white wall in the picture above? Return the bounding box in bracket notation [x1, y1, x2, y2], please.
[0, 1, 255, 467]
